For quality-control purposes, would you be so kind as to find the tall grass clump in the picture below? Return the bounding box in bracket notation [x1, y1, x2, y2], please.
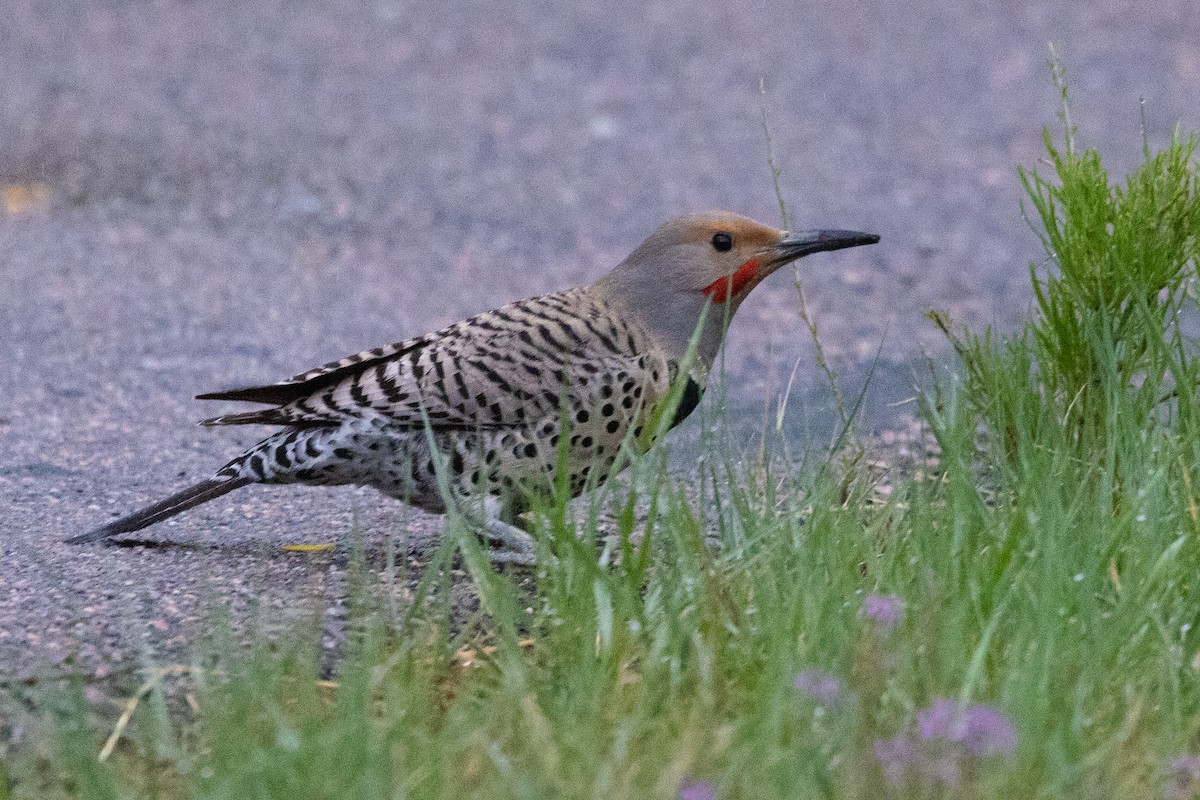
[932, 79, 1200, 475]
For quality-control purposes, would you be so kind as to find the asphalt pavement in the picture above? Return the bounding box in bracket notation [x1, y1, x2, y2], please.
[1, 0, 1197, 680]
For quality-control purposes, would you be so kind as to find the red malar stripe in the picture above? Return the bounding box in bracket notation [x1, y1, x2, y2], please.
[702, 259, 761, 303]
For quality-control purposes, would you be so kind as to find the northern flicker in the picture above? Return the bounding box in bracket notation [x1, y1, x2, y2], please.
[70, 212, 878, 561]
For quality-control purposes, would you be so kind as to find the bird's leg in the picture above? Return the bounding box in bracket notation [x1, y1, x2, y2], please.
[468, 495, 537, 565]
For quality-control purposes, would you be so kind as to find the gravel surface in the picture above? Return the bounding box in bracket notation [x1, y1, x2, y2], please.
[1, 0, 1198, 681]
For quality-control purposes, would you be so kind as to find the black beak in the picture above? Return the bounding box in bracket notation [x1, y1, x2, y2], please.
[770, 229, 880, 266]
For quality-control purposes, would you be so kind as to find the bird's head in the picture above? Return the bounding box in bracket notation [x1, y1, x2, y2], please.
[592, 211, 879, 363]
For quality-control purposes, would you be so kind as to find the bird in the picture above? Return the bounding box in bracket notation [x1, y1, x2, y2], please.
[69, 211, 879, 562]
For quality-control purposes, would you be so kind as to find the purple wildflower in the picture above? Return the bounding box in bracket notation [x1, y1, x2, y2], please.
[678, 777, 717, 800]
[917, 699, 1017, 757]
[861, 593, 904, 632]
[875, 698, 1017, 790]
[793, 669, 847, 707]
[915, 697, 959, 740]
[1165, 754, 1200, 800]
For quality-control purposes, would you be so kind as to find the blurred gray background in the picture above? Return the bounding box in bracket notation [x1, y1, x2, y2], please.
[1, 0, 1197, 677]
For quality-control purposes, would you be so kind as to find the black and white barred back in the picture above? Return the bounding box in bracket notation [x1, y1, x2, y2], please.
[213, 288, 692, 511]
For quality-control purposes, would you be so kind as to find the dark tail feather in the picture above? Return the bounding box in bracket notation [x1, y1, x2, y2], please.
[66, 476, 254, 544]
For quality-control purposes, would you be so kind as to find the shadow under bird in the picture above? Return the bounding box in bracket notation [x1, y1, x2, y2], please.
[71, 212, 879, 562]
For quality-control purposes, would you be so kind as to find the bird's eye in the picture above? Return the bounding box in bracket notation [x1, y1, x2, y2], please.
[711, 232, 733, 252]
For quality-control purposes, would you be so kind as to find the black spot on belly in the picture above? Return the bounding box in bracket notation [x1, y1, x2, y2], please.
[670, 378, 703, 429]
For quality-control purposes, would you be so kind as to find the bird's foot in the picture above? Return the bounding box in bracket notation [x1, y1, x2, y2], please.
[481, 518, 538, 565]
